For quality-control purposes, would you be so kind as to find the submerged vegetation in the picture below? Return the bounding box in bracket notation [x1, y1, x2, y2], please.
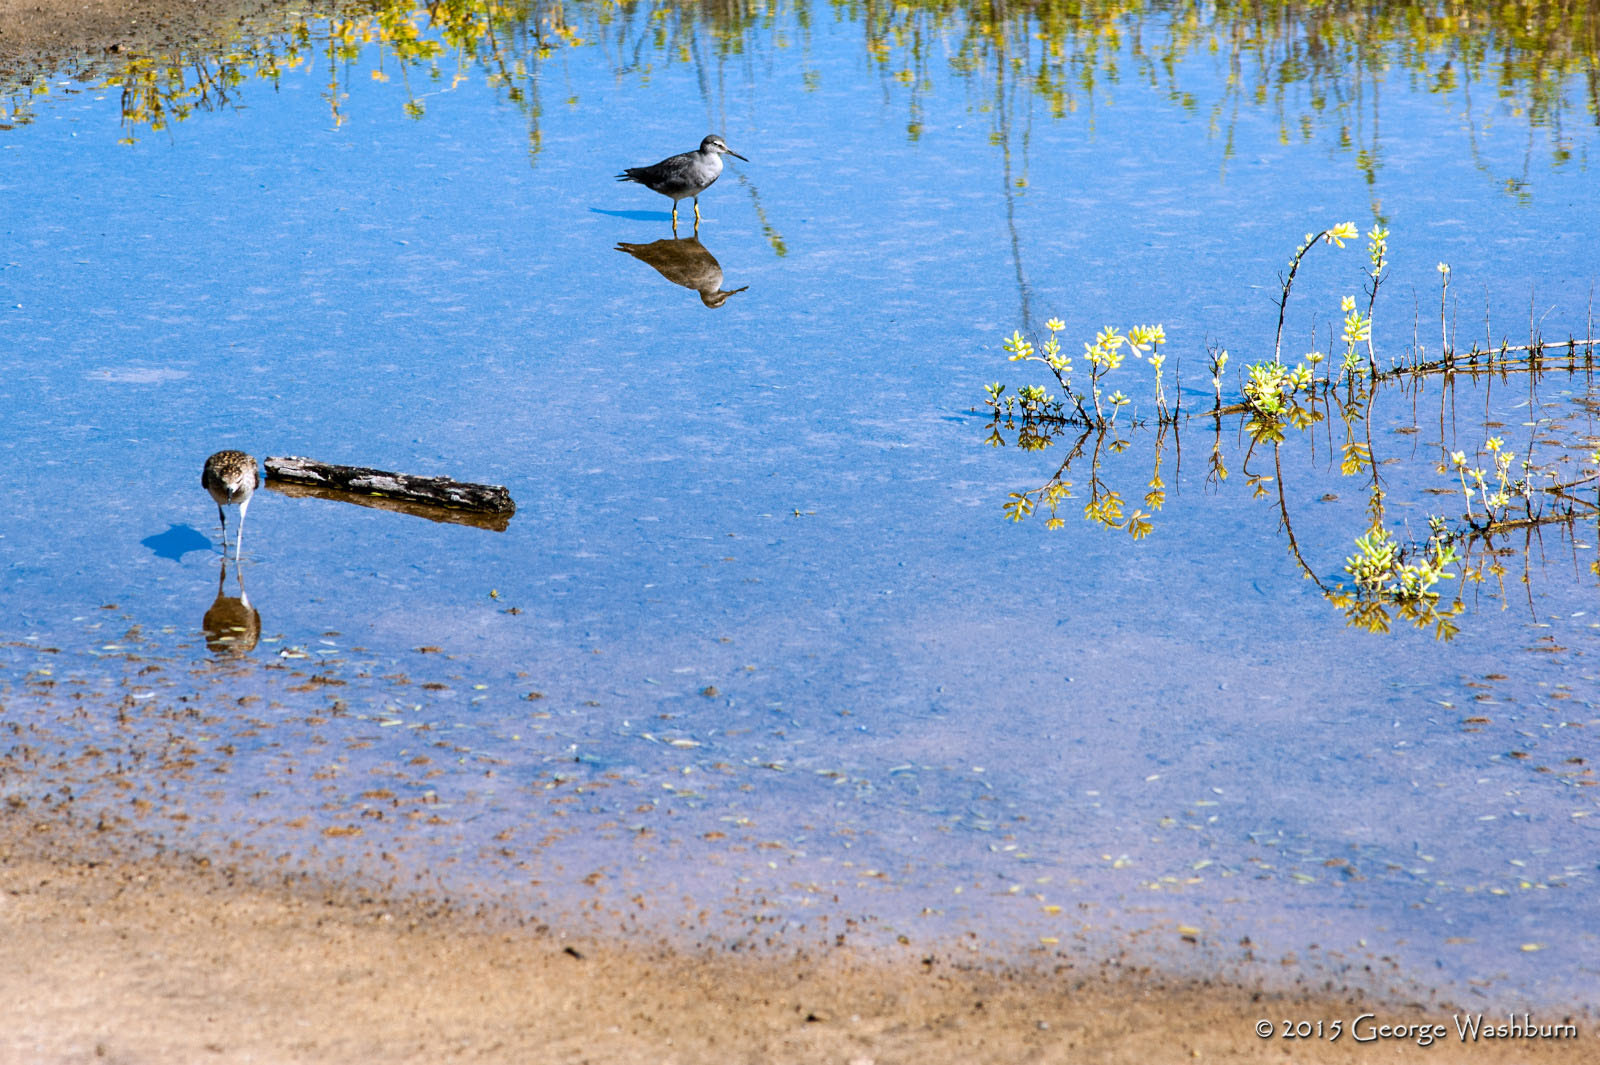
[985, 223, 1600, 639]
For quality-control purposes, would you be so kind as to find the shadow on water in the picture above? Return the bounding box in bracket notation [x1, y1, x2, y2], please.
[616, 234, 749, 308]
[201, 555, 261, 658]
[591, 207, 674, 224]
[141, 523, 214, 561]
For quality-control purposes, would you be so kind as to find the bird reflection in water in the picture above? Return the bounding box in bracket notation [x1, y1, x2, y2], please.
[616, 236, 749, 308]
[202, 555, 261, 658]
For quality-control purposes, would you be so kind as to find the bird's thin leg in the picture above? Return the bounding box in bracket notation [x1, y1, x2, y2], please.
[693, 198, 702, 223]
[670, 202, 679, 230]
[235, 498, 250, 564]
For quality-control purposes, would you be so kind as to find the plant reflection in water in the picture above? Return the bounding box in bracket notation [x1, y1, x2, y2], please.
[3, 0, 1592, 202]
[986, 226, 1600, 639]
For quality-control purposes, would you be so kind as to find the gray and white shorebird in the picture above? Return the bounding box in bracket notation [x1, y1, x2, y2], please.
[202, 449, 259, 563]
[617, 134, 747, 229]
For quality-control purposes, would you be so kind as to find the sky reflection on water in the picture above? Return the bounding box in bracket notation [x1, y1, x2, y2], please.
[2, 0, 1599, 1007]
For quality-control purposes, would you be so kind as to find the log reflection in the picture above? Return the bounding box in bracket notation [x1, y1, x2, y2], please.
[266, 479, 514, 531]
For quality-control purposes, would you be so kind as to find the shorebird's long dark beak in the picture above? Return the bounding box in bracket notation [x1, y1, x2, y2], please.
[725, 147, 748, 162]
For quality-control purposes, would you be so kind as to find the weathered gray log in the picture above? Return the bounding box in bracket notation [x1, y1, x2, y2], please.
[264, 455, 516, 519]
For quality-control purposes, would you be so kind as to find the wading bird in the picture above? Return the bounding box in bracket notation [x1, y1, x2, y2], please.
[202, 449, 258, 563]
[618, 134, 747, 230]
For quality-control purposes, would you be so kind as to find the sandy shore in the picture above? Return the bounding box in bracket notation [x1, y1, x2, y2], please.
[1, 811, 1591, 1064]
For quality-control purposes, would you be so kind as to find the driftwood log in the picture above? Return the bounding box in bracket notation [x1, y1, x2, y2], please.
[264, 455, 516, 528]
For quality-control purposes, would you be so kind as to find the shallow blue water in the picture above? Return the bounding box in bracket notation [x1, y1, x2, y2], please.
[2, 2, 1599, 1006]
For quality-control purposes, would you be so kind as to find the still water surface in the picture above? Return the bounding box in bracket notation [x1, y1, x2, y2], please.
[2, 0, 1599, 1006]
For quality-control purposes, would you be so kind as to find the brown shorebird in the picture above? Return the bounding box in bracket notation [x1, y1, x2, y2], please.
[617, 134, 746, 230]
[202, 450, 258, 562]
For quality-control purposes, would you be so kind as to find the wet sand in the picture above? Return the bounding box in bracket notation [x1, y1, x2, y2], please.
[2, 810, 1592, 1064]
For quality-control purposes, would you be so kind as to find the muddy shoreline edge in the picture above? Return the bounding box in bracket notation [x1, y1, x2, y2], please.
[4, 807, 1592, 1063]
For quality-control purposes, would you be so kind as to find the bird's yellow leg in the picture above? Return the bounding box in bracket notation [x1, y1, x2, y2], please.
[693, 199, 702, 223]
